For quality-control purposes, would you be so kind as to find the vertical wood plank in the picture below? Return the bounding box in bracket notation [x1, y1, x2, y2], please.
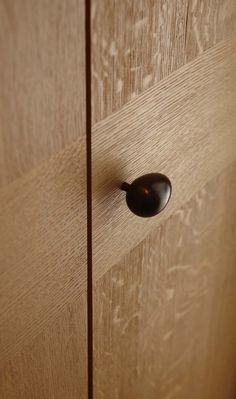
[185, 0, 236, 61]
[0, 1, 87, 398]
[92, 0, 236, 123]
[0, 298, 87, 399]
[0, 0, 85, 187]
[92, 2, 236, 397]
[92, 0, 188, 123]
[94, 163, 236, 399]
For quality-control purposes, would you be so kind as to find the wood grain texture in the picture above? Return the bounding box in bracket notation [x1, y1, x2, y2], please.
[0, 138, 87, 396]
[0, 0, 85, 187]
[0, 296, 87, 399]
[0, 1, 87, 397]
[94, 162, 236, 399]
[92, 0, 236, 123]
[92, 38, 236, 281]
[186, 0, 236, 61]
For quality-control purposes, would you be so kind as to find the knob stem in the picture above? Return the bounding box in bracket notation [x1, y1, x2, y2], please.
[120, 182, 130, 192]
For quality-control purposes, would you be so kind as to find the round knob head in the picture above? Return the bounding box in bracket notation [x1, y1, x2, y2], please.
[122, 173, 172, 217]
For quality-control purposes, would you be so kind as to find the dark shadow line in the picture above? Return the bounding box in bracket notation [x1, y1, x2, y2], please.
[85, 0, 93, 398]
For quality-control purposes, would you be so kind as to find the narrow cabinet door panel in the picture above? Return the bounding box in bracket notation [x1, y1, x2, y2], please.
[92, 1, 236, 398]
[0, 1, 87, 398]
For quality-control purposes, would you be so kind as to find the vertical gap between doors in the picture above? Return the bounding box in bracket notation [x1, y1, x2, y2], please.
[85, 0, 93, 398]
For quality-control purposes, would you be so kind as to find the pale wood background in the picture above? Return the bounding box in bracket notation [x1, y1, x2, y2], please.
[94, 163, 236, 399]
[0, 0, 85, 187]
[92, 0, 236, 123]
[0, 0, 236, 398]
[93, 38, 236, 281]
[0, 0, 87, 398]
[92, 1, 236, 398]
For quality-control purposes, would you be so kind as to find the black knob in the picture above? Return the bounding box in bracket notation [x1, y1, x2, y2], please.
[121, 173, 172, 218]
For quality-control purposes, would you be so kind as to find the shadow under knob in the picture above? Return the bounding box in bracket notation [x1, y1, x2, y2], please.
[121, 173, 172, 218]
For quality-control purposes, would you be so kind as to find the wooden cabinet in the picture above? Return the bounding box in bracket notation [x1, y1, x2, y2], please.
[1, 1, 236, 398]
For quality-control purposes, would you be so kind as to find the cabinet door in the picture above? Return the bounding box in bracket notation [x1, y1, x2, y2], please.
[92, 2, 236, 398]
[0, 1, 87, 398]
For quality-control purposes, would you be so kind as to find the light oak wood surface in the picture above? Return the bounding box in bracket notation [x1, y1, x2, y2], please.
[92, 1, 236, 397]
[0, 128, 88, 399]
[186, 0, 236, 61]
[0, 139, 86, 365]
[92, 0, 236, 123]
[5, 34, 236, 369]
[0, 0, 85, 187]
[3, 37, 236, 395]
[0, 296, 87, 399]
[92, 38, 236, 281]
[0, 1, 87, 397]
[94, 162, 236, 399]
[1, 0, 236, 397]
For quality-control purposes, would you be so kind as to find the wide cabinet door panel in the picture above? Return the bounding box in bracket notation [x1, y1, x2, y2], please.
[92, 2, 236, 399]
[0, 1, 87, 398]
